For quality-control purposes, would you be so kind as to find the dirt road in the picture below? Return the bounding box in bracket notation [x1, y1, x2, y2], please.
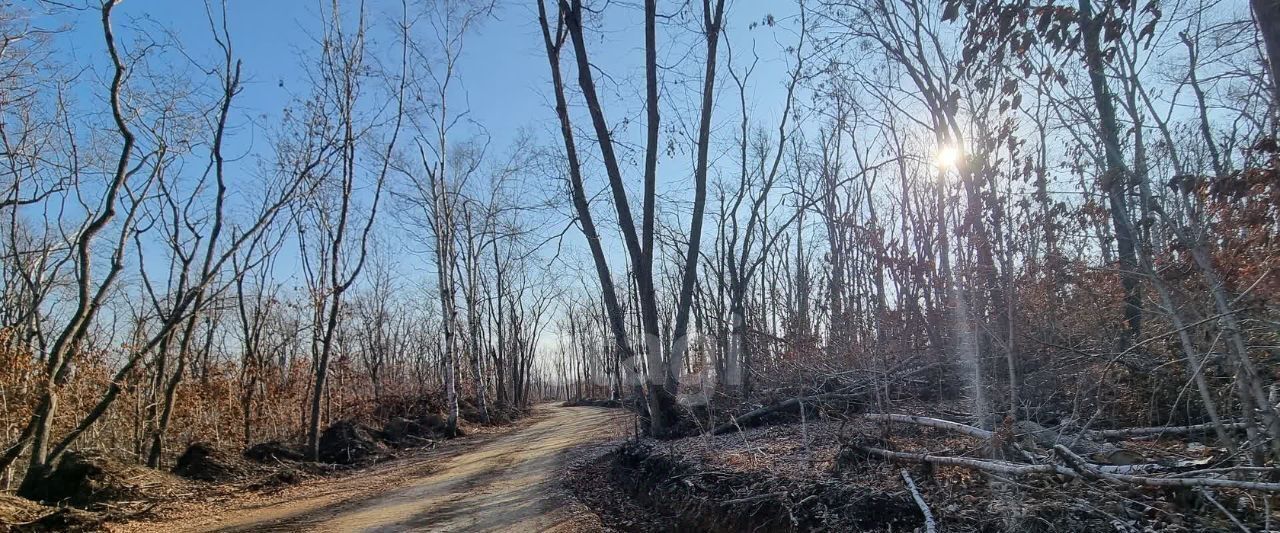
[119, 405, 627, 533]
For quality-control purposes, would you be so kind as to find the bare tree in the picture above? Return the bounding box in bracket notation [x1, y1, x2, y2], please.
[296, 0, 404, 460]
[540, 0, 726, 436]
[10, 1, 154, 489]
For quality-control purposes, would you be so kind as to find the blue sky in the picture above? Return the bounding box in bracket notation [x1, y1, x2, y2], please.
[42, 1, 559, 149]
[41, 0, 799, 158]
[29, 0, 805, 308]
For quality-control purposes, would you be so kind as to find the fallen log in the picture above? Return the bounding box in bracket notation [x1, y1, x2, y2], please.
[1082, 421, 1248, 440]
[900, 469, 937, 533]
[1093, 463, 1169, 475]
[854, 443, 1280, 493]
[860, 414, 1191, 472]
[1173, 465, 1280, 478]
[862, 413, 1039, 462]
[1013, 420, 1145, 465]
[1052, 444, 1280, 492]
[852, 444, 1077, 478]
[862, 414, 992, 440]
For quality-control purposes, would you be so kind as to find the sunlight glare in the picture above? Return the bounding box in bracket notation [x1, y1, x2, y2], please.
[934, 145, 961, 170]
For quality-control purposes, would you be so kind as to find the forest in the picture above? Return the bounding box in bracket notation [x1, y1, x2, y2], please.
[1, 0, 1279, 531]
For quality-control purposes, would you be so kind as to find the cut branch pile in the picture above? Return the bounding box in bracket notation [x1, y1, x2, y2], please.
[609, 440, 925, 532]
[851, 413, 1280, 493]
[711, 363, 936, 435]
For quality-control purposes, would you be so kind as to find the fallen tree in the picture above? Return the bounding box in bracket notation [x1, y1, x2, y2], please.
[844, 413, 1280, 494]
[1051, 444, 1280, 492]
[712, 394, 829, 435]
[899, 469, 937, 533]
[1081, 421, 1249, 440]
[848, 445, 1078, 478]
[862, 413, 993, 439]
[851, 443, 1280, 491]
[862, 413, 1162, 466]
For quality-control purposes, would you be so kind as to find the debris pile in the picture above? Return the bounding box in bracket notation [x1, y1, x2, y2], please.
[382, 416, 433, 446]
[0, 494, 51, 532]
[173, 442, 250, 482]
[611, 440, 921, 532]
[243, 440, 305, 463]
[576, 396, 1280, 532]
[17, 450, 187, 509]
[318, 420, 386, 465]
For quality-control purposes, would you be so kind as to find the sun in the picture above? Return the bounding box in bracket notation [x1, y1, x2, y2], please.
[934, 145, 961, 170]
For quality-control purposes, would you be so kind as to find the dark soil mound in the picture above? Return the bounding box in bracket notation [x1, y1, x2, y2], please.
[173, 442, 248, 482]
[413, 412, 465, 437]
[459, 407, 489, 424]
[244, 441, 305, 463]
[17, 451, 184, 509]
[382, 416, 436, 446]
[318, 420, 385, 464]
[419, 413, 449, 433]
[486, 406, 523, 424]
[487, 410, 511, 424]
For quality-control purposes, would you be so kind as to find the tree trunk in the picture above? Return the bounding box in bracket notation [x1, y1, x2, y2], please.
[1078, 0, 1142, 347]
[1252, 0, 1280, 105]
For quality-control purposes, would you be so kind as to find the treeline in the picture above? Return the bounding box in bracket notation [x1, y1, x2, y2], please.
[0, 0, 561, 494]
[540, 0, 1280, 464]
